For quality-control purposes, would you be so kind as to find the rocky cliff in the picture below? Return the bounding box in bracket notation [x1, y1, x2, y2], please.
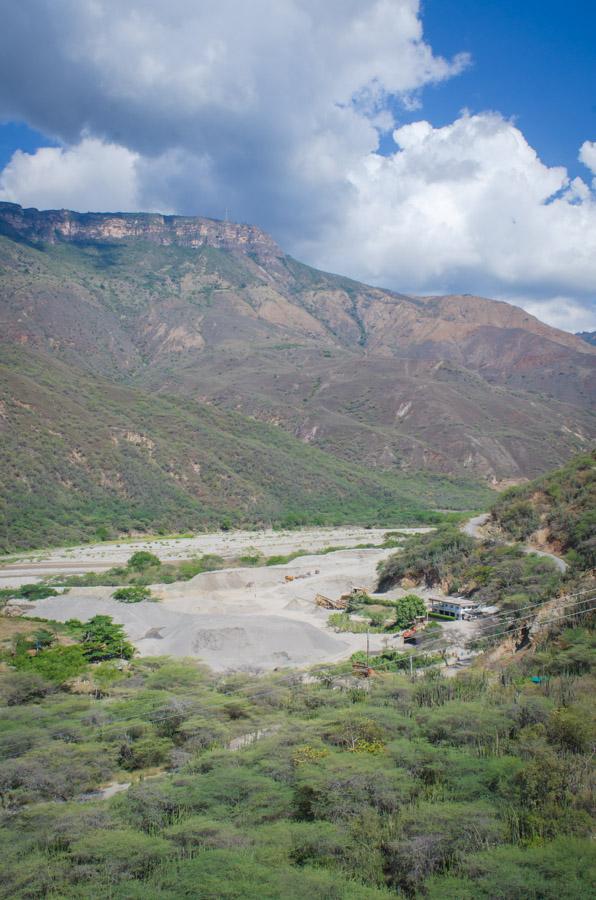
[0, 201, 282, 259]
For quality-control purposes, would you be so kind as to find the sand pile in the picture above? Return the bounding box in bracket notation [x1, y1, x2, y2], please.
[27, 546, 392, 671]
[29, 595, 350, 671]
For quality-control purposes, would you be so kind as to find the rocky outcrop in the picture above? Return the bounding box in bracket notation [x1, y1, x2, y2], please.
[0, 201, 282, 260]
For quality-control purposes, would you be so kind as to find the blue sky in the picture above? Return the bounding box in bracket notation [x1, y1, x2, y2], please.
[3, 2, 594, 179]
[417, 0, 596, 180]
[0, 1, 594, 332]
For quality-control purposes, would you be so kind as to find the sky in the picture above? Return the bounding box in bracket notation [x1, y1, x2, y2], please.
[0, 1, 594, 333]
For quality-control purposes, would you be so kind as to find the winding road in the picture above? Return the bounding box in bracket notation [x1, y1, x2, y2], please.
[462, 513, 568, 572]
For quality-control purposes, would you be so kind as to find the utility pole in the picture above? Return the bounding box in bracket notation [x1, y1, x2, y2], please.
[409, 653, 413, 678]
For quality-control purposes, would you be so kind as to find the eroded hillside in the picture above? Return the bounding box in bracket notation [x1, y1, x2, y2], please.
[1, 202, 594, 485]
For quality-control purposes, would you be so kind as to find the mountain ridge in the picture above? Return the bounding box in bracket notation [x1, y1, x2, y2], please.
[0, 202, 594, 494]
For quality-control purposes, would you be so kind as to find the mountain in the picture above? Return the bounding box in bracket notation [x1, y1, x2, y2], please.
[0, 342, 492, 553]
[0, 202, 594, 548]
[576, 331, 596, 347]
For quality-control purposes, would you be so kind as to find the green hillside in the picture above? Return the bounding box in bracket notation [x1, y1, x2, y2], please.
[490, 451, 596, 570]
[0, 347, 490, 552]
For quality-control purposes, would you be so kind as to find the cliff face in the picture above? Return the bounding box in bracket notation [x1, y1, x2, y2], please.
[0, 201, 282, 259]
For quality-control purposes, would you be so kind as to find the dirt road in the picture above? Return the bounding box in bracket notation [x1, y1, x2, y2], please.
[462, 513, 567, 572]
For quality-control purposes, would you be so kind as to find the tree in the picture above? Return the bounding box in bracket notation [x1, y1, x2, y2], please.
[77, 615, 135, 661]
[393, 594, 427, 630]
[128, 551, 161, 571]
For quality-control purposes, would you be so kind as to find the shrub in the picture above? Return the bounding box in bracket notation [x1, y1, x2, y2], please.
[127, 551, 161, 570]
[18, 645, 88, 684]
[112, 585, 153, 603]
[0, 671, 52, 705]
[118, 736, 173, 771]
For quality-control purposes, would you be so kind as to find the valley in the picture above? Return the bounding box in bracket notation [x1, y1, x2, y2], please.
[0, 203, 594, 555]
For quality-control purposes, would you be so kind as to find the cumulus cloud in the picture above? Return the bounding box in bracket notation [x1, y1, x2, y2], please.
[299, 113, 596, 330]
[0, 1, 593, 331]
[0, 1, 464, 236]
[0, 138, 141, 212]
[580, 140, 596, 187]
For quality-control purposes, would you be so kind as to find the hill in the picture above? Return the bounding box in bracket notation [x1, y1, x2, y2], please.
[576, 331, 596, 346]
[1, 201, 594, 486]
[490, 450, 596, 570]
[0, 345, 490, 553]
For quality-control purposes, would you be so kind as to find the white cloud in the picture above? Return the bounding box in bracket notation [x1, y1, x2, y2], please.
[298, 112, 596, 330]
[0, 2, 593, 332]
[579, 140, 596, 192]
[0, 1, 465, 236]
[0, 138, 140, 212]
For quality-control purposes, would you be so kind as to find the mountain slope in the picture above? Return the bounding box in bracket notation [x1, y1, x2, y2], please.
[490, 450, 596, 569]
[577, 331, 596, 347]
[0, 345, 490, 552]
[0, 202, 594, 490]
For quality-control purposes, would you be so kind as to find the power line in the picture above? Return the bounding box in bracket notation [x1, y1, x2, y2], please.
[375, 595, 596, 667]
[365, 591, 596, 662]
[68, 590, 595, 733]
[82, 598, 595, 732]
[356, 602, 596, 676]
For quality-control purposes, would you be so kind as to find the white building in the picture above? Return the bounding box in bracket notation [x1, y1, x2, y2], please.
[429, 597, 478, 620]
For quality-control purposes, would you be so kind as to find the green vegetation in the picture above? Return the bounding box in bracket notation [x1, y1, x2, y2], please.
[0, 608, 593, 898]
[391, 594, 427, 629]
[0, 583, 58, 605]
[0, 344, 490, 554]
[330, 593, 428, 634]
[377, 525, 475, 590]
[112, 586, 153, 603]
[4, 615, 133, 685]
[127, 551, 161, 571]
[327, 612, 372, 634]
[48, 553, 226, 590]
[492, 450, 596, 570]
[66, 615, 135, 663]
[377, 525, 563, 610]
[39, 540, 401, 595]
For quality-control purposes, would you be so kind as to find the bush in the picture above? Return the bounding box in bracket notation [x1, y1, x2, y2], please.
[0, 671, 53, 705]
[127, 551, 161, 570]
[0, 583, 59, 603]
[118, 736, 173, 771]
[17, 645, 88, 684]
[113, 585, 153, 603]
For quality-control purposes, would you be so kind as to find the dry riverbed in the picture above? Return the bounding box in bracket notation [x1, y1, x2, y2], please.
[0, 525, 429, 585]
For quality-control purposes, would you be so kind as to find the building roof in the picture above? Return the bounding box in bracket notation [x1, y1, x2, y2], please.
[431, 596, 477, 608]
